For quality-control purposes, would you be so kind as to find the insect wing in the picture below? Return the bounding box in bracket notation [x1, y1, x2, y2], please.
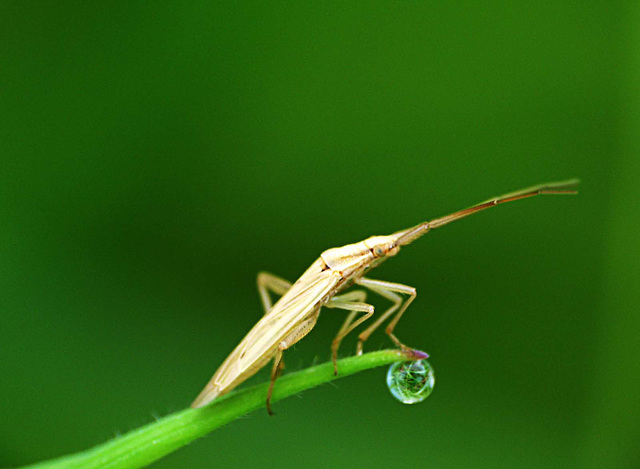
[212, 267, 339, 389]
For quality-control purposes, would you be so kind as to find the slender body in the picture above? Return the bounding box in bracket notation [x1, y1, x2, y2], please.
[191, 179, 579, 412]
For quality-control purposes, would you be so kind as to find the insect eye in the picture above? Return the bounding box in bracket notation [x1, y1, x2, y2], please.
[374, 246, 385, 257]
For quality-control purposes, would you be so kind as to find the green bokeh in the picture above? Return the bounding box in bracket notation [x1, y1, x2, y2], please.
[1, 2, 637, 468]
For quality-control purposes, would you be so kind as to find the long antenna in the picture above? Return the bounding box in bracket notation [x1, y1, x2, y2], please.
[395, 179, 580, 246]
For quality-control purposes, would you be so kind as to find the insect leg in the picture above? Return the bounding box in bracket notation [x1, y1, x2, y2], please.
[328, 291, 367, 359]
[257, 272, 293, 376]
[257, 272, 292, 314]
[326, 292, 374, 375]
[265, 312, 320, 414]
[330, 291, 368, 345]
[266, 343, 286, 416]
[355, 278, 417, 353]
[330, 290, 367, 305]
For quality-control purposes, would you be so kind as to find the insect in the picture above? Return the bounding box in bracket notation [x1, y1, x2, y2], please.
[191, 179, 579, 413]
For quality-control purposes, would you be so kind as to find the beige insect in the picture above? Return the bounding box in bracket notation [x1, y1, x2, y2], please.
[191, 179, 579, 413]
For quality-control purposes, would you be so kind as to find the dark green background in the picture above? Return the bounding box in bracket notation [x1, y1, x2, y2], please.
[2, 2, 638, 468]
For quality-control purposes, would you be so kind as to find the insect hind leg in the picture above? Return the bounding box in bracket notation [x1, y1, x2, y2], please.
[266, 344, 285, 416]
[265, 312, 319, 415]
[257, 272, 292, 314]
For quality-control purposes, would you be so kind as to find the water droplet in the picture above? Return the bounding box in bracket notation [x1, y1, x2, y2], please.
[386, 359, 435, 404]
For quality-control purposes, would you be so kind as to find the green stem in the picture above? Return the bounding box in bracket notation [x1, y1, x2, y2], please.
[22, 349, 418, 469]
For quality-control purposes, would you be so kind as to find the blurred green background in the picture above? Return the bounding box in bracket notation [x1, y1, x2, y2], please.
[1, 2, 638, 468]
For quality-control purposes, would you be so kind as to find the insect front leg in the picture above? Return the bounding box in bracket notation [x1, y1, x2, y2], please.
[325, 291, 374, 375]
[355, 278, 417, 353]
[257, 272, 292, 314]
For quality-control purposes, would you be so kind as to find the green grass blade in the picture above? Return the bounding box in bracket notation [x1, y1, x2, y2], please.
[21, 349, 415, 469]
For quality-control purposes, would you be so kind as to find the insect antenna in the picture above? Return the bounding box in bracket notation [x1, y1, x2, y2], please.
[394, 179, 580, 246]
